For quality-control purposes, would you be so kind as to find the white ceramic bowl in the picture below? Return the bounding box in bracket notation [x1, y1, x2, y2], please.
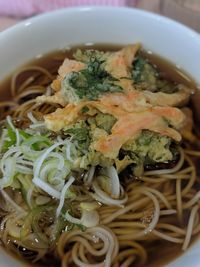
[0, 6, 200, 267]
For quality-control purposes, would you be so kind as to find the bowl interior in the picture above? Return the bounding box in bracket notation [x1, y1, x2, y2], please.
[0, 6, 200, 267]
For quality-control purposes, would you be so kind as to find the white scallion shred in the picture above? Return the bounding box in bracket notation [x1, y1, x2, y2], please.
[0, 129, 7, 153]
[64, 208, 99, 228]
[92, 180, 127, 207]
[27, 112, 45, 129]
[81, 210, 99, 227]
[27, 112, 38, 124]
[0, 158, 16, 188]
[65, 140, 76, 162]
[48, 152, 65, 170]
[64, 211, 82, 225]
[84, 166, 95, 186]
[0, 189, 27, 214]
[16, 164, 33, 174]
[26, 186, 34, 208]
[29, 123, 45, 129]
[6, 116, 21, 146]
[16, 159, 33, 166]
[32, 177, 61, 199]
[33, 141, 66, 180]
[6, 116, 15, 131]
[2, 147, 21, 161]
[56, 176, 75, 218]
[105, 166, 120, 198]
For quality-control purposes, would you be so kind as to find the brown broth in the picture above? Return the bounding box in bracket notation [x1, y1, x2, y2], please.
[0, 43, 197, 102]
[0, 44, 199, 267]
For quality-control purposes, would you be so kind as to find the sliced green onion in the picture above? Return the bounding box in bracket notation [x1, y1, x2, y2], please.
[56, 176, 75, 218]
[0, 189, 27, 214]
[35, 195, 51, 205]
[0, 129, 7, 153]
[80, 201, 100, 211]
[33, 140, 66, 180]
[83, 166, 95, 186]
[32, 177, 61, 199]
[81, 210, 99, 227]
[105, 166, 120, 198]
[0, 157, 16, 188]
[22, 135, 52, 150]
[27, 112, 38, 124]
[7, 221, 21, 238]
[64, 211, 82, 225]
[6, 116, 21, 146]
[92, 180, 127, 207]
[21, 206, 54, 246]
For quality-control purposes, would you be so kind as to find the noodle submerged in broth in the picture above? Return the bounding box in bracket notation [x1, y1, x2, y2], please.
[0, 44, 200, 267]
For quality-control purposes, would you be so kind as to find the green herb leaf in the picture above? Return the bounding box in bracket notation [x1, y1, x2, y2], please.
[64, 50, 123, 102]
[81, 106, 90, 114]
[3, 126, 16, 150]
[19, 129, 31, 139]
[132, 56, 178, 93]
[132, 57, 147, 83]
[65, 121, 91, 152]
[22, 135, 52, 150]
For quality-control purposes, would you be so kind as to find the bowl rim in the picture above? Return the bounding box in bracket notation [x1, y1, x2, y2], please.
[0, 5, 200, 39]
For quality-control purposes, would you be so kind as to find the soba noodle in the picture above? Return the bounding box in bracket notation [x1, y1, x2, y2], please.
[0, 46, 200, 267]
